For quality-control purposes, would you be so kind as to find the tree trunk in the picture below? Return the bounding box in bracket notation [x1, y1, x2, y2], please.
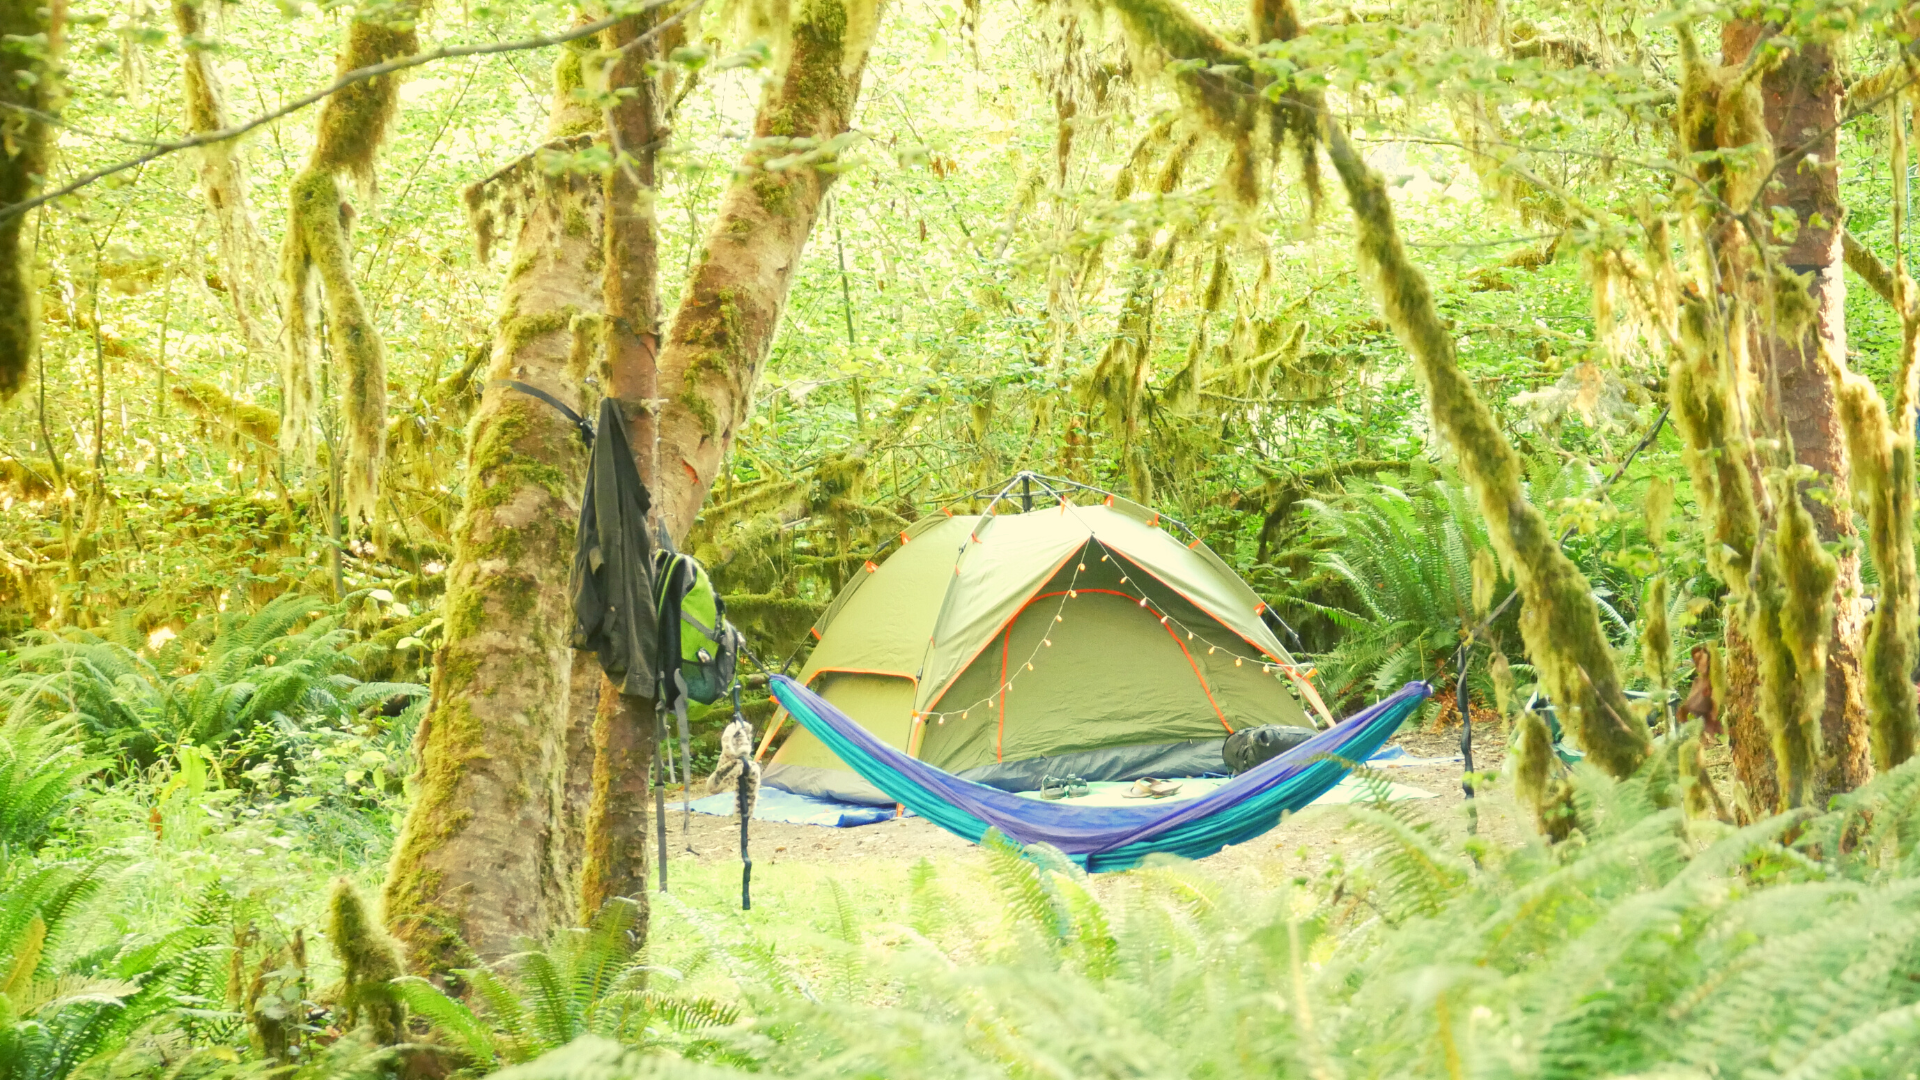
[382, 54, 606, 973]
[173, 0, 275, 360]
[654, 0, 889, 539]
[559, 652, 602, 902]
[1722, 23, 1870, 805]
[0, 0, 58, 398]
[580, 10, 666, 919]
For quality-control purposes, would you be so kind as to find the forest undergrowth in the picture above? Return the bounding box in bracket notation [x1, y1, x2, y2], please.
[4, 0, 1920, 1074]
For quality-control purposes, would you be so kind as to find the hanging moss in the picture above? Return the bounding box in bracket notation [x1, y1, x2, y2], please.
[285, 170, 388, 528]
[1831, 297, 1919, 771]
[1669, 297, 1761, 595]
[278, 1, 421, 511]
[328, 878, 406, 1045]
[1512, 708, 1573, 840]
[1749, 471, 1837, 809]
[309, 11, 420, 178]
[0, 0, 55, 399]
[1319, 120, 1647, 779]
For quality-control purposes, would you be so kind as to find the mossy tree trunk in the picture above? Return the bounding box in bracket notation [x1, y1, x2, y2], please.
[580, 8, 667, 921]
[1728, 21, 1858, 803]
[383, 59, 607, 974]
[654, 0, 888, 538]
[279, 2, 420, 523]
[173, 0, 275, 360]
[0, 0, 58, 398]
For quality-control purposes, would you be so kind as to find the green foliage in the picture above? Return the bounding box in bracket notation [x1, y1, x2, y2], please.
[0, 593, 423, 769]
[394, 899, 741, 1070]
[1288, 470, 1500, 701]
[470, 750, 1920, 1080]
[0, 719, 98, 860]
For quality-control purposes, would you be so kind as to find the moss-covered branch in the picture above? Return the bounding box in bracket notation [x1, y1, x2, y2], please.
[174, 0, 276, 359]
[280, 3, 421, 522]
[653, 0, 889, 539]
[1082, 0, 1647, 776]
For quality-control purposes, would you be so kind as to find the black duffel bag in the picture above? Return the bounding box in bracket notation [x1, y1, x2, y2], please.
[1223, 725, 1318, 775]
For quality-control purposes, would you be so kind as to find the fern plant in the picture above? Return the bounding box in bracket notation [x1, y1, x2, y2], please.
[1292, 471, 1498, 703]
[0, 593, 424, 768]
[489, 743, 1920, 1080]
[394, 899, 742, 1071]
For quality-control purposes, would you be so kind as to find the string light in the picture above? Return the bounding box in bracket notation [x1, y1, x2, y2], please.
[911, 530, 1316, 724]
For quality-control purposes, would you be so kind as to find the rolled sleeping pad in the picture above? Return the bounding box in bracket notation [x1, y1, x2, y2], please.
[1223, 724, 1318, 775]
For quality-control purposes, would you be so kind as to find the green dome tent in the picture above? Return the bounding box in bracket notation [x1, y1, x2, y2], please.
[759, 486, 1333, 805]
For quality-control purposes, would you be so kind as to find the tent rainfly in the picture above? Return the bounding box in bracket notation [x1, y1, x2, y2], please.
[759, 491, 1333, 805]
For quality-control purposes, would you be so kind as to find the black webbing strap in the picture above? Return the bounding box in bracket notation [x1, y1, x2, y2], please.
[492, 380, 595, 446]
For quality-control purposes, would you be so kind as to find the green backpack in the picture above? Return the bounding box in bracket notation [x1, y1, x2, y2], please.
[654, 550, 742, 705]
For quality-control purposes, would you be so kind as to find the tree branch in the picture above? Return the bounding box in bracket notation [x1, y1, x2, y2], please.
[0, 0, 681, 224]
[1845, 229, 1899, 308]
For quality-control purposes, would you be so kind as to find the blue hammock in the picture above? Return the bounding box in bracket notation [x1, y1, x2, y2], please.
[767, 676, 1433, 872]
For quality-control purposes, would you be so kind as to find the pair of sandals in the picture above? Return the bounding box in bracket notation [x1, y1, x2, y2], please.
[1123, 778, 1183, 799]
[1040, 774, 1090, 800]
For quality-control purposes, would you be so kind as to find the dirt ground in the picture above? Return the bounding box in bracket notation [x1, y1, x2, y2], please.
[665, 719, 1538, 880]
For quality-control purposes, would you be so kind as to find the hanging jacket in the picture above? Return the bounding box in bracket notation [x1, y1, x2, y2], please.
[570, 397, 658, 697]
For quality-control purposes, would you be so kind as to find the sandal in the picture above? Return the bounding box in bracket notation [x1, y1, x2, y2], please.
[1124, 778, 1182, 799]
[1041, 774, 1090, 799]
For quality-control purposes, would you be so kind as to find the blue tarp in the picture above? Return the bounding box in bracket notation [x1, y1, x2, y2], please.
[678, 786, 896, 828]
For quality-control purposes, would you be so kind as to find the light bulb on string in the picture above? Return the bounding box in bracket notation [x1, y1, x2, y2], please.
[1139, 597, 1148, 607]
[1235, 657, 1243, 667]
[1208, 646, 1216, 655]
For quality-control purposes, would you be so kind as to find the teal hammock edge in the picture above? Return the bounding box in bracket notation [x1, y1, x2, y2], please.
[768, 676, 1433, 872]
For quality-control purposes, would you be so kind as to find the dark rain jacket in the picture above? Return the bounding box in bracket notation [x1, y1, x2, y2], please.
[570, 397, 658, 697]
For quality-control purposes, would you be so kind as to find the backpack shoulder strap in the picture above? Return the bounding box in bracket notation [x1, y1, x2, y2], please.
[492, 380, 595, 447]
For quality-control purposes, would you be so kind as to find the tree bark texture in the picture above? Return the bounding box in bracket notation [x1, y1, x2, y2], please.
[383, 71, 607, 973]
[0, 0, 57, 398]
[654, 0, 888, 539]
[559, 652, 603, 905]
[173, 0, 276, 360]
[1721, 24, 1869, 805]
[580, 11, 666, 919]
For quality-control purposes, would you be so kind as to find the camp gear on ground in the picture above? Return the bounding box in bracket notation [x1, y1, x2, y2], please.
[1224, 725, 1318, 775]
[1122, 778, 1182, 799]
[767, 674, 1431, 872]
[1040, 774, 1090, 800]
[760, 491, 1324, 804]
[568, 397, 658, 698]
